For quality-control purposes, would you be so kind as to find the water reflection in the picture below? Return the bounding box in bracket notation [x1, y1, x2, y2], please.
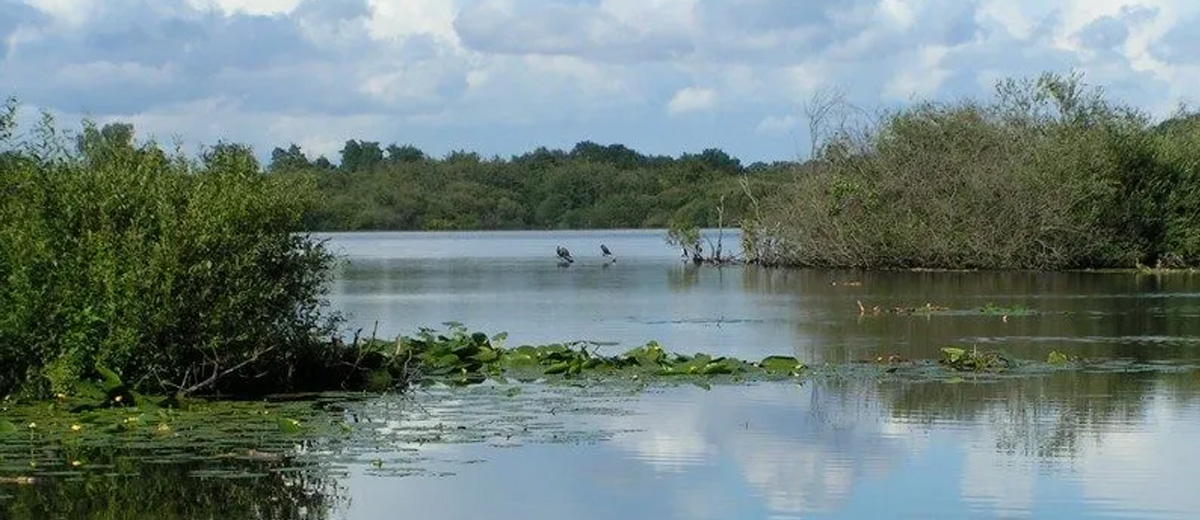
[315, 369, 1199, 520]
[4, 372, 1197, 519]
[0, 446, 342, 520]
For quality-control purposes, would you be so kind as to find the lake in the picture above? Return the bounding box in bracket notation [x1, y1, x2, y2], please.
[3, 229, 1200, 520]
[323, 229, 1200, 364]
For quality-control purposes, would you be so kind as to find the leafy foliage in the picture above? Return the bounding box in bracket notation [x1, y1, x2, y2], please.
[387, 323, 807, 385]
[0, 109, 340, 398]
[749, 72, 1200, 269]
[939, 347, 1011, 372]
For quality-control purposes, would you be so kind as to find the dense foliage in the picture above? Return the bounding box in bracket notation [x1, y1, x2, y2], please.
[269, 140, 792, 231]
[0, 100, 341, 398]
[746, 72, 1200, 270]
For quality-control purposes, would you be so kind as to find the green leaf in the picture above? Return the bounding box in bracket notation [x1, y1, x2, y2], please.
[1047, 351, 1071, 365]
[940, 347, 966, 363]
[544, 362, 571, 375]
[0, 419, 17, 434]
[276, 417, 303, 434]
[95, 363, 123, 393]
[759, 355, 805, 375]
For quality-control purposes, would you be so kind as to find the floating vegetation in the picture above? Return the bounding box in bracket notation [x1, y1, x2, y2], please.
[939, 346, 1013, 372]
[397, 324, 807, 386]
[977, 302, 1036, 316]
[857, 301, 1039, 318]
[857, 301, 951, 315]
[1047, 351, 1079, 365]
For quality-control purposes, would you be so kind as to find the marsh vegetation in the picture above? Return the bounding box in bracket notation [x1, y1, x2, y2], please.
[744, 72, 1200, 269]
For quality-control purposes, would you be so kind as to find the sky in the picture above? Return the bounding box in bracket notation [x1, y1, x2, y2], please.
[2, 0, 1199, 164]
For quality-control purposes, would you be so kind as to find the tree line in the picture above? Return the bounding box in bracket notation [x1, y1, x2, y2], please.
[267, 140, 793, 231]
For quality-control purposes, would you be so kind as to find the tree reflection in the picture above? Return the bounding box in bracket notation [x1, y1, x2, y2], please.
[1, 446, 343, 520]
[855, 369, 1200, 457]
[738, 268, 1200, 363]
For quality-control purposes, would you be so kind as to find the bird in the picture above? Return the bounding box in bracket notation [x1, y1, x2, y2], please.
[600, 244, 615, 263]
[556, 245, 574, 267]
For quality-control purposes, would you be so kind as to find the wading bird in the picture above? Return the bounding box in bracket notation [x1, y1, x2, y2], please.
[556, 245, 574, 267]
[600, 244, 616, 264]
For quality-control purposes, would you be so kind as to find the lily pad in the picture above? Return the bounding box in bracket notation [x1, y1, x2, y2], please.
[759, 356, 806, 375]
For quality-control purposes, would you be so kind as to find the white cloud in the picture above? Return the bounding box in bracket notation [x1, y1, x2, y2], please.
[6, 0, 1200, 163]
[883, 45, 953, 100]
[366, 0, 461, 45]
[21, 0, 97, 28]
[667, 86, 716, 115]
[756, 114, 798, 134]
[199, 0, 303, 16]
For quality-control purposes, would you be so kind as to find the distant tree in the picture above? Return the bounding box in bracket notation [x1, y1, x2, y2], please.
[339, 140, 383, 171]
[75, 121, 135, 156]
[386, 143, 426, 163]
[693, 148, 743, 174]
[569, 141, 647, 169]
[513, 146, 567, 169]
[202, 141, 260, 173]
[269, 144, 311, 172]
[313, 156, 335, 170]
[445, 150, 481, 164]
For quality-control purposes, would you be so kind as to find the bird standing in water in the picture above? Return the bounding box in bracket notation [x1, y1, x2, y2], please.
[556, 245, 574, 267]
[600, 244, 616, 264]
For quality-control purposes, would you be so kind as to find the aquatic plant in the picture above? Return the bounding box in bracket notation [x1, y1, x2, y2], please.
[1047, 351, 1078, 365]
[0, 395, 344, 519]
[939, 346, 1012, 372]
[390, 323, 806, 386]
[977, 302, 1035, 316]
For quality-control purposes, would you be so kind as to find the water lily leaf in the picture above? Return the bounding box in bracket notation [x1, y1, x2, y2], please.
[276, 417, 303, 434]
[623, 343, 666, 367]
[759, 356, 805, 375]
[1047, 351, 1071, 365]
[503, 348, 540, 367]
[940, 347, 966, 363]
[473, 347, 499, 363]
[701, 361, 735, 375]
[544, 362, 571, 375]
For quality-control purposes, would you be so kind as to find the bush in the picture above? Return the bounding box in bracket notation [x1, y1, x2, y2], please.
[0, 101, 340, 397]
[748, 72, 1200, 269]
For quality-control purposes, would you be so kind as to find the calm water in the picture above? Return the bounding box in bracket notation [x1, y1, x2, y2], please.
[323, 229, 1200, 364]
[4, 230, 1200, 520]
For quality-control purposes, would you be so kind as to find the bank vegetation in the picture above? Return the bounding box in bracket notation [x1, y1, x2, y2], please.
[743, 72, 1200, 270]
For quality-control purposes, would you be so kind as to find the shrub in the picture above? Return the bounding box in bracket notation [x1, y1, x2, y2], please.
[0, 102, 340, 397]
[748, 72, 1200, 269]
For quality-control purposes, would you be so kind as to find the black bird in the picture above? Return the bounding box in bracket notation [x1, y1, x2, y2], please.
[600, 244, 615, 264]
[556, 245, 574, 266]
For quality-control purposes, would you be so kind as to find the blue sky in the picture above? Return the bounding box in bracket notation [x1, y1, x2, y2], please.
[3, 0, 1199, 163]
